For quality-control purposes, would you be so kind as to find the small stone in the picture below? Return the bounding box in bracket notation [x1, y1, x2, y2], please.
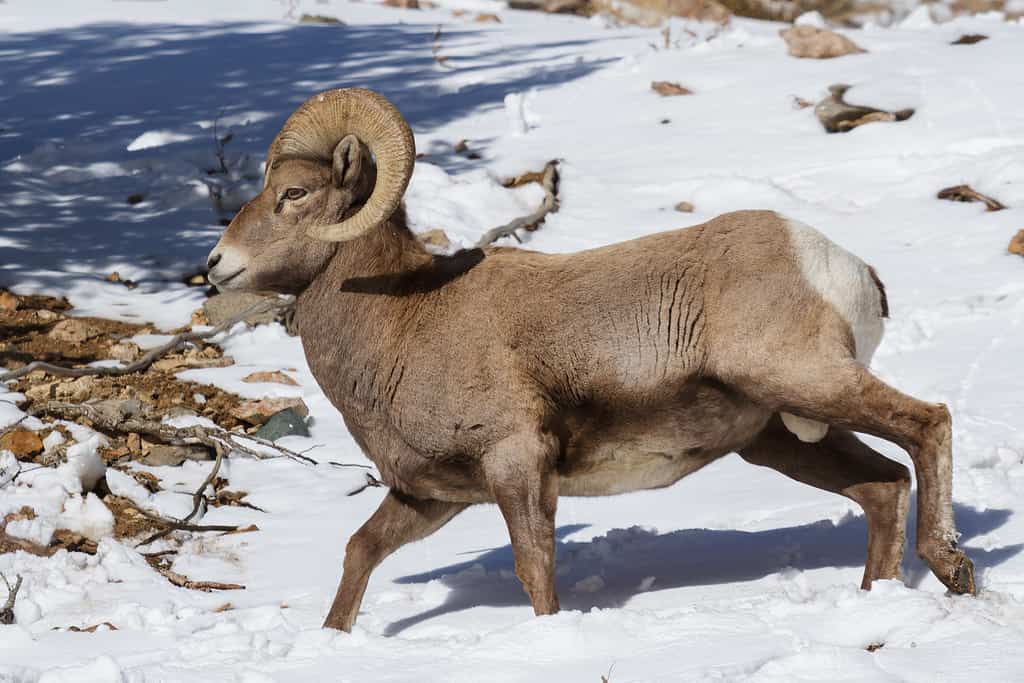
[35, 309, 61, 322]
[108, 341, 141, 362]
[49, 319, 104, 344]
[191, 308, 210, 327]
[651, 80, 693, 96]
[780, 26, 865, 59]
[474, 12, 502, 21]
[25, 381, 57, 404]
[141, 444, 212, 467]
[382, 0, 419, 7]
[453, 139, 469, 153]
[242, 371, 299, 386]
[1009, 230, 1024, 257]
[0, 291, 18, 311]
[0, 429, 44, 459]
[674, 201, 695, 213]
[951, 34, 987, 45]
[254, 408, 311, 441]
[419, 229, 451, 249]
[126, 193, 145, 205]
[231, 398, 309, 426]
[54, 376, 97, 403]
[127, 433, 142, 456]
[105, 271, 138, 289]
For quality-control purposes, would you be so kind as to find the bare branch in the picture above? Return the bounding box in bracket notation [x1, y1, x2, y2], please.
[1, 573, 23, 625]
[144, 554, 244, 592]
[477, 160, 560, 248]
[29, 401, 317, 466]
[133, 444, 232, 548]
[0, 297, 294, 383]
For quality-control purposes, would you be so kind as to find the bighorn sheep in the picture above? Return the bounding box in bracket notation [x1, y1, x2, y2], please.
[206, 88, 976, 632]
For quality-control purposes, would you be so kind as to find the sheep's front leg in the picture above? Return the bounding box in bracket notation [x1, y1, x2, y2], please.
[484, 430, 561, 615]
[324, 490, 467, 632]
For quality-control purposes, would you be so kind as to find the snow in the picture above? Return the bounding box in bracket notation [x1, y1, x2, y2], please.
[1, 0, 1023, 680]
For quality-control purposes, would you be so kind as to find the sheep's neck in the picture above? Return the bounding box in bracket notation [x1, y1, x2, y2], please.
[294, 213, 430, 416]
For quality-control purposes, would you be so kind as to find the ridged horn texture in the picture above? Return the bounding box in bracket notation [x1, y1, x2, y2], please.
[266, 88, 415, 242]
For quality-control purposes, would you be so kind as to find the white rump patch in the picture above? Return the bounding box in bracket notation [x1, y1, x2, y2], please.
[780, 412, 829, 443]
[784, 218, 885, 365]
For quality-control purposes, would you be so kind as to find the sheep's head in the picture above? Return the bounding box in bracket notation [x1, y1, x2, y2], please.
[206, 88, 415, 294]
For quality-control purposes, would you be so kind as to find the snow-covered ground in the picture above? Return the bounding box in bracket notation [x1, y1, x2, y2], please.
[2, 0, 1024, 680]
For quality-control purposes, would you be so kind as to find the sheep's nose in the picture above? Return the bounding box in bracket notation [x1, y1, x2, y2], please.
[207, 252, 222, 270]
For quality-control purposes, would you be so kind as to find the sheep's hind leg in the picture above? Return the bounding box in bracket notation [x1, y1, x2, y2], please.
[757, 362, 975, 594]
[323, 491, 467, 632]
[740, 416, 911, 588]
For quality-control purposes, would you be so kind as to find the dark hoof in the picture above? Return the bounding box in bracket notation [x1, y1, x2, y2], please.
[949, 553, 977, 596]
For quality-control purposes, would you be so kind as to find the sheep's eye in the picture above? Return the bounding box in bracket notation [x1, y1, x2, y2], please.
[285, 187, 307, 201]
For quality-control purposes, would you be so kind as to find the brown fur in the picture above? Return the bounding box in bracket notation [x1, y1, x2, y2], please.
[207, 141, 975, 632]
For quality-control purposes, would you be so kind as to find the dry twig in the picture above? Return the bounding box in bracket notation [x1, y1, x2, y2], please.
[937, 184, 1006, 212]
[144, 554, 244, 592]
[0, 297, 294, 383]
[477, 160, 560, 247]
[1, 573, 22, 625]
[30, 401, 316, 466]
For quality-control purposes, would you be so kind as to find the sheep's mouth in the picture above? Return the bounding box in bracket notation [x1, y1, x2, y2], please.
[211, 267, 246, 287]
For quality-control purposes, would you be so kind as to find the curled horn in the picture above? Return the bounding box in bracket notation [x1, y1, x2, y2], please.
[266, 88, 415, 242]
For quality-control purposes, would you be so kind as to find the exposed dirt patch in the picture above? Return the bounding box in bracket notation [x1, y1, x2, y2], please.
[0, 292, 151, 370]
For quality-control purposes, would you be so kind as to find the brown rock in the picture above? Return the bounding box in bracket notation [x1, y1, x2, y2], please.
[54, 376, 97, 403]
[781, 26, 865, 59]
[105, 271, 138, 289]
[191, 308, 210, 327]
[474, 12, 502, 21]
[674, 201, 695, 213]
[0, 428, 44, 459]
[141, 444, 212, 467]
[0, 290, 18, 311]
[952, 34, 987, 45]
[591, 0, 730, 24]
[25, 381, 57, 404]
[51, 529, 98, 554]
[382, 0, 419, 7]
[242, 371, 299, 386]
[1009, 230, 1024, 257]
[127, 433, 142, 456]
[231, 397, 309, 426]
[652, 81, 693, 97]
[202, 292, 282, 326]
[419, 229, 451, 249]
[49, 318, 104, 344]
[108, 341, 141, 363]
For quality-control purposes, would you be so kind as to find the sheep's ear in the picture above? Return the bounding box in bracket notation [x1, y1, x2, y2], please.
[331, 135, 363, 190]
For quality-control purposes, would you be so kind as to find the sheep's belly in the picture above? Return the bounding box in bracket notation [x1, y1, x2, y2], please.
[557, 391, 771, 497]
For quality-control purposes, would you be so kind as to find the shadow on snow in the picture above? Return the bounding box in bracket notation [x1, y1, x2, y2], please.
[386, 502, 1019, 635]
[0, 21, 615, 293]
